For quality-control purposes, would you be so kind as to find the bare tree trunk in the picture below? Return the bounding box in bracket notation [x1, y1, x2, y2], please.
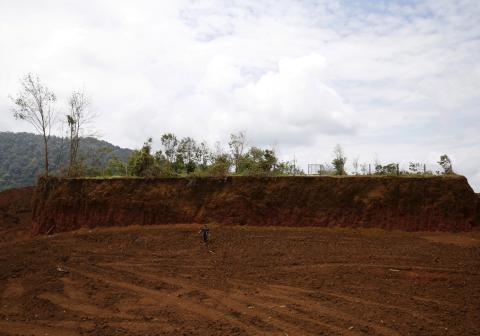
[68, 128, 74, 176]
[43, 134, 49, 176]
[67, 90, 92, 176]
[11, 74, 57, 178]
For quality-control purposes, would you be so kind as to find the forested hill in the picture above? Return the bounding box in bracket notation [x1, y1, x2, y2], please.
[0, 132, 132, 191]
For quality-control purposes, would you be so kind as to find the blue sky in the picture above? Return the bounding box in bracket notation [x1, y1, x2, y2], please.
[0, 0, 479, 189]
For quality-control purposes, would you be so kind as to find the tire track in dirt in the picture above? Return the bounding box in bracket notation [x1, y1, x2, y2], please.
[152, 273, 352, 335]
[267, 284, 437, 324]
[103, 256, 432, 336]
[101, 261, 369, 335]
[344, 284, 462, 310]
[38, 292, 123, 320]
[71, 268, 268, 335]
[227, 293, 363, 336]
[37, 275, 136, 322]
[0, 321, 79, 336]
[262, 287, 403, 336]
[280, 262, 480, 276]
[230, 281, 403, 336]
[408, 294, 461, 309]
[97, 262, 333, 335]
[2, 224, 479, 335]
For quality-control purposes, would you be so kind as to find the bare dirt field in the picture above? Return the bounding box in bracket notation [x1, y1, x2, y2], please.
[1, 224, 479, 336]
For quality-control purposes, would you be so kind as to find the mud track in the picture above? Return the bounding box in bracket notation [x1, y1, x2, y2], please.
[1, 225, 479, 335]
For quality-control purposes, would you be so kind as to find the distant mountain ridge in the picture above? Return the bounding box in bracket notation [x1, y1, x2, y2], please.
[0, 132, 133, 191]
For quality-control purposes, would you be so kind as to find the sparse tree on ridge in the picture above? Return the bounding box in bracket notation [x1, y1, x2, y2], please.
[177, 137, 198, 173]
[197, 141, 211, 169]
[66, 90, 95, 176]
[360, 163, 368, 175]
[236, 147, 279, 175]
[128, 138, 155, 177]
[161, 133, 178, 162]
[204, 141, 231, 176]
[375, 163, 398, 175]
[332, 144, 347, 175]
[438, 154, 453, 174]
[409, 162, 421, 174]
[11, 73, 57, 176]
[207, 153, 231, 177]
[352, 156, 359, 175]
[229, 131, 247, 173]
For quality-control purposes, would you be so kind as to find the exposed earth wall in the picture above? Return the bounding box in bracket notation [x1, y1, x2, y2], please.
[30, 176, 479, 234]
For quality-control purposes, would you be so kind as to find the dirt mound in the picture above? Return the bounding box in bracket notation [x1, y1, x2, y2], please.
[0, 186, 35, 242]
[31, 176, 478, 235]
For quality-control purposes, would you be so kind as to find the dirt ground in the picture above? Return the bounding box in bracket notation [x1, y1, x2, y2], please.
[1, 224, 479, 336]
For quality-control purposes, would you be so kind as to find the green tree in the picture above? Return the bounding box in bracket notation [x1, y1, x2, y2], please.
[261, 149, 277, 172]
[438, 154, 453, 174]
[229, 131, 247, 173]
[105, 155, 127, 176]
[408, 162, 421, 174]
[160, 133, 178, 162]
[375, 163, 398, 175]
[332, 144, 347, 175]
[128, 138, 155, 177]
[205, 153, 231, 176]
[274, 161, 304, 175]
[236, 147, 279, 175]
[177, 137, 198, 173]
[196, 141, 211, 169]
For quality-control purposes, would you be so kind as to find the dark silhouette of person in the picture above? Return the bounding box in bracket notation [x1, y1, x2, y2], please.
[199, 225, 209, 244]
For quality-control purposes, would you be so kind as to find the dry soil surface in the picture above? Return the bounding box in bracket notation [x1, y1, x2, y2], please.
[1, 224, 479, 336]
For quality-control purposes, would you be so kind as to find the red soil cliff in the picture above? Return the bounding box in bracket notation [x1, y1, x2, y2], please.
[0, 186, 35, 241]
[31, 176, 478, 234]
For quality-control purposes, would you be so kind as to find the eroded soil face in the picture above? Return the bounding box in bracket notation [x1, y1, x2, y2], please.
[32, 176, 479, 234]
[1, 225, 479, 336]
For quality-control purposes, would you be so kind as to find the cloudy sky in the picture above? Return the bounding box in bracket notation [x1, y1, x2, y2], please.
[1, 0, 479, 189]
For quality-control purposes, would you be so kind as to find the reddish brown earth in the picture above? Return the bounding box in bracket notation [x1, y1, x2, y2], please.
[32, 176, 478, 235]
[1, 184, 480, 335]
[1, 224, 479, 336]
[0, 187, 34, 243]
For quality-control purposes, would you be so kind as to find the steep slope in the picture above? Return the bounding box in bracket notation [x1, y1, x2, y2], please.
[0, 186, 35, 242]
[32, 175, 478, 234]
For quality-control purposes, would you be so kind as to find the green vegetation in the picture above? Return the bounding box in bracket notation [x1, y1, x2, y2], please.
[5, 74, 456, 186]
[122, 132, 301, 178]
[10, 73, 100, 179]
[1, 132, 458, 192]
[438, 154, 453, 174]
[332, 144, 347, 175]
[0, 132, 132, 191]
[313, 149, 455, 177]
[1, 129, 456, 191]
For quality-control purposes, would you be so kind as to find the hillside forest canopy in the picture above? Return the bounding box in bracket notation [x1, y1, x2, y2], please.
[0, 132, 132, 191]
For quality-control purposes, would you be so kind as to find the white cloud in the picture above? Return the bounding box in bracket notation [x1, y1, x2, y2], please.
[152, 53, 355, 147]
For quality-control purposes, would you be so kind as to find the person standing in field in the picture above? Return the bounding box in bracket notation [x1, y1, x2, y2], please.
[199, 225, 209, 244]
